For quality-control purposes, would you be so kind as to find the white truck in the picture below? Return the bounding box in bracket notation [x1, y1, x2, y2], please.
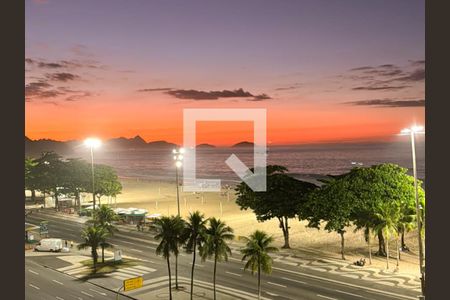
[34, 238, 63, 252]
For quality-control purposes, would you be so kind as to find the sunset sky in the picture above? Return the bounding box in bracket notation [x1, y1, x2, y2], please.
[25, 0, 425, 146]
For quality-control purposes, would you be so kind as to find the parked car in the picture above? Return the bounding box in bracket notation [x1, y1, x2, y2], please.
[34, 238, 63, 252]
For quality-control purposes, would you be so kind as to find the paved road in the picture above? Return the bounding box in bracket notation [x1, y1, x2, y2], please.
[26, 211, 421, 300]
[25, 259, 131, 300]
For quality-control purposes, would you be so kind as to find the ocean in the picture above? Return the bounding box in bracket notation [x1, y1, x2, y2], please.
[72, 139, 425, 185]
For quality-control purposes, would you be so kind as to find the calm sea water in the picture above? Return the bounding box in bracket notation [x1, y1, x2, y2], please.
[72, 139, 425, 185]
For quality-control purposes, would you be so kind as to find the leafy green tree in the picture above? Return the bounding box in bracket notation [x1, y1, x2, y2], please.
[183, 211, 208, 300]
[305, 176, 353, 260]
[33, 152, 67, 210]
[25, 157, 38, 202]
[153, 216, 185, 300]
[240, 230, 278, 300]
[88, 205, 119, 263]
[60, 158, 91, 210]
[345, 164, 425, 261]
[77, 225, 109, 273]
[235, 165, 317, 248]
[200, 218, 235, 300]
[93, 164, 122, 205]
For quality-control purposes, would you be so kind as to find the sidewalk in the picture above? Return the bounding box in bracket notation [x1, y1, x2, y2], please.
[32, 209, 422, 292]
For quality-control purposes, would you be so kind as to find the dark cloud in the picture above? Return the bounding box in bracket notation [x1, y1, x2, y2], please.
[46, 72, 80, 82]
[25, 81, 62, 99]
[166, 88, 271, 101]
[275, 83, 302, 91]
[352, 85, 409, 91]
[348, 62, 424, 91]
[396, 68, 425, 82]
[349, 66, 374, 71]
[65, 91, 92, 102]
[137, 88, 173, 92]
[25, 58, 102, 70]
[410, 59, 425, 66]
[275, 86, 297, 91]
[250, 94, 272, 101]
[345, 99, 425, 107]
[378, 64, 396, 69]
[25, 80, 91, 102]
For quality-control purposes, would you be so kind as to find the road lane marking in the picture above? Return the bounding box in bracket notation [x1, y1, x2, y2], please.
[89, 288, 107, 296]
[29, 284, 40, 290]
[28, 269, 39, 275]
[317, 295, 338, 300]
[266, 291, 279, 296]
[56, 297, 65, 300]
[334, 289, 363, 298]
[225, 271, 242, 277]
[52, 279, 64, 285]
[81, 291, 94, 298]
[281, 277, 307, 285]
[130, 248, 143, 253]
[272, 267, 417, 300]
[267, 281, 287, 288]
[121, 240, 135, 245]
[229, 257, 241, 262]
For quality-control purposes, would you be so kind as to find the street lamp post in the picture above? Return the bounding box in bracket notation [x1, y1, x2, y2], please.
[84, 138, 102, 212]
[172, 147, 184, 290]
[173, 148, 185, 216]
[400, 126, 425, 298]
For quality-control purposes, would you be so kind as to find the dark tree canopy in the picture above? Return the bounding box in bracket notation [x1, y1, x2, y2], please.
[235, 165, 317, 248]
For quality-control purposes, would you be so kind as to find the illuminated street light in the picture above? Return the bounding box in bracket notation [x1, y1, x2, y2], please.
[84, 137, 102, 211]
[400, 125, 425, 298]
[173, 148, 184, 216]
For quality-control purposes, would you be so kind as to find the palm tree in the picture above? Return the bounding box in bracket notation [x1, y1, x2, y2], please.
[153, 216, 185, 300]
[373, 201, 400, 269]
[88, 204, 119, 263]
[184, 211, 208, 300]
[240, 230, 278, 300]
[77, 225, 109, 273]
[200, 218, 235, 300]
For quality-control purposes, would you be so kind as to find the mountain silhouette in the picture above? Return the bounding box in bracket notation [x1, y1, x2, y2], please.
[25, 135, 177, 156]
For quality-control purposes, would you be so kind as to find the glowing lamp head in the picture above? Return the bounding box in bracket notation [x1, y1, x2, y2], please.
[175, 161, 182, 168]
[84, 138, 102, 149]
[179, 148, 185, 154]
[400, 125, 424, 135]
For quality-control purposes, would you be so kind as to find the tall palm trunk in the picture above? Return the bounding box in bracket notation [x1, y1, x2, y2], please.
[377, 229, 386, 256]
[167, 256, 172, 300]
[101, 245, 105, 263]
[385, 231, 390, 269]
[257, 257, 261, 300]
[92, 248, 98, 273]
[213, 255, 217, 300]
[54, 188, 59, 211]
[396, 235, 400, 269]
[175, 253, 179, 289]
[401, 230, 406, 249]
[367, 228, 372, 265]
[340, 232, 345, 260]
[190, 240, 197, 300]
[31, 189, 36, 203]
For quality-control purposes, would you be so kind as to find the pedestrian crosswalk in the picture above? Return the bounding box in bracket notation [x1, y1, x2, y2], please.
[57, 263, 156, 280]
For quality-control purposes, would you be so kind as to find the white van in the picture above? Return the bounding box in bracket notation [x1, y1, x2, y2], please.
[34, 238, 63, 252]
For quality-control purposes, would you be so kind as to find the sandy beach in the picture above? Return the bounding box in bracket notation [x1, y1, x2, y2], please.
[106, 178, 421, 276]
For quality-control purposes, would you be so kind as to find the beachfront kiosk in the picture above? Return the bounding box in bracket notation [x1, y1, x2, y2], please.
[114, 208, 148, 225]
